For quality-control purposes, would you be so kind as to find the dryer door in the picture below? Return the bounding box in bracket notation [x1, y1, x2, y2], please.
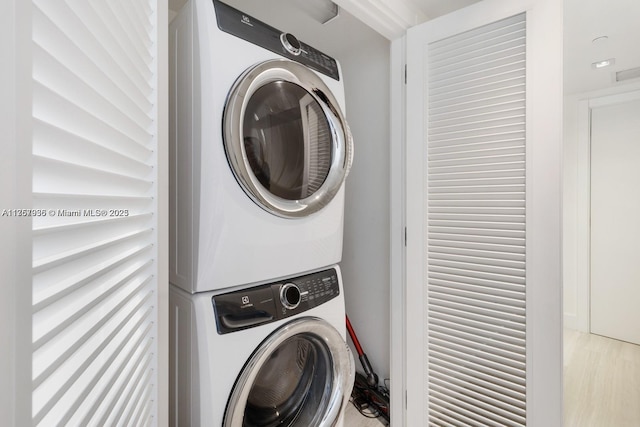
[223, 59, 353, 218]
[223, 317, 354, 427]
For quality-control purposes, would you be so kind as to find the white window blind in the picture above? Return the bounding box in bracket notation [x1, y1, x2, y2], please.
[426, 13, 526, 427]
[31, 0, 159, 425]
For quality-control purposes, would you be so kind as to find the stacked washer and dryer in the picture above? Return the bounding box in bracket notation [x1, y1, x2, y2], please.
[169, 0, 355, 425]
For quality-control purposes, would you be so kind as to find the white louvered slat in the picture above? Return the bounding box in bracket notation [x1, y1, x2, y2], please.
[91, 0, 154, 78]
[426, 13, 527, 426]
[32, 2, 153, 104]
[31, 0, 158, 425]
[97, 348, 154, 426]
[32, 282, 153, 386]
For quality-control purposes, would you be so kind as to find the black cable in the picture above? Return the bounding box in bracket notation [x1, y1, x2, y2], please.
[349, 397, 381, 419]
[350, 374, 391, 423]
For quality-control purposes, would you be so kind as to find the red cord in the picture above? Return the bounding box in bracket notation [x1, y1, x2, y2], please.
[346, 315, 365, 356]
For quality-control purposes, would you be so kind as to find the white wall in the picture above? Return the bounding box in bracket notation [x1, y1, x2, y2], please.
[339, 38, 392, 384]
[589, 98, 640, 344]
[563, 81, 640, 331]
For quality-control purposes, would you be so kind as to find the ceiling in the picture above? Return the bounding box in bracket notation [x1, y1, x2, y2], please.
[410, 0, 480, 19]
[408, 0, 640, 94]
[563, 0, 640, 94]
[168, 0, 640, 95]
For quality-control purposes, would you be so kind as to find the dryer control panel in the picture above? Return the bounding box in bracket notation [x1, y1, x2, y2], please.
[212, 0, 340, 80]
[212, 268, 341, 334]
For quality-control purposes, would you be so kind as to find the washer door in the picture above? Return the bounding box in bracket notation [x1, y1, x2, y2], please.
[223, 59, 353, 218]
[223, 317, 355, 427]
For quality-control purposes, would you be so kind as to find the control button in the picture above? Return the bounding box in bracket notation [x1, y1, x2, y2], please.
[280, 283, 301, 310]
[280, 33, 301, 56]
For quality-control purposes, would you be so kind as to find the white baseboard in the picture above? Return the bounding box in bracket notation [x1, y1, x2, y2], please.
[563, 312, 588, 332]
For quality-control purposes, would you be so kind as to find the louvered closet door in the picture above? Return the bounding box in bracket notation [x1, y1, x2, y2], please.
[426, 13, 527, 427]
[31, 0, 161, 425]
[405, 0, 562, 425]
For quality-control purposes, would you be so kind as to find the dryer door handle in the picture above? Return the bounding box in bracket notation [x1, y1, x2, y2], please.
[221, 312, 274, 330]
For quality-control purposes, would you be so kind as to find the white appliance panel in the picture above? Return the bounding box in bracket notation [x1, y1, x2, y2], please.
[170, 0, 350, 293]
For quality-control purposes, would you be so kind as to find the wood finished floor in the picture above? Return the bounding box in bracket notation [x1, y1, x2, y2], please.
[345, 330, 640, 426]
[564, 329, 640, 427]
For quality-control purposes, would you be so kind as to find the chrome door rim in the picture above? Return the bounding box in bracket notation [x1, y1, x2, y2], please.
[223, 59, 354, 218]
[223, 317, 355, 427]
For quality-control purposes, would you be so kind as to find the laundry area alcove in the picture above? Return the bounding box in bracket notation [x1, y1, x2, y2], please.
[167, 0, 394, 424]
[169, 0, 394, 384]
[4, 0, 564, 425]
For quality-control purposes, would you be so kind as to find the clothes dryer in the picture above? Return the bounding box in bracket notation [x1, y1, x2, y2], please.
[169, 0, 353, 293]
[169, 265, 355, 426]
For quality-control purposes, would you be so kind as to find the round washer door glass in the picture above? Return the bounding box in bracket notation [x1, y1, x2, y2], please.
[224, 60, 353, 218]
[223, 318, 354, 427]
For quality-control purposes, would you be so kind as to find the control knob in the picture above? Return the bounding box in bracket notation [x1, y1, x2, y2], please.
[280, 33, 302, 56]
[280, 283, 301, 310]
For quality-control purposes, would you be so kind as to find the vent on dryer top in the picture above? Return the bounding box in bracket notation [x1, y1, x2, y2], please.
[616, 66, 640, 82]
[296, 0, 339, 24]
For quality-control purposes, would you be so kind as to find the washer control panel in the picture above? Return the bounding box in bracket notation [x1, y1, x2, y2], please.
[212, 0, 340, 80]
[212, 268, 340, 334]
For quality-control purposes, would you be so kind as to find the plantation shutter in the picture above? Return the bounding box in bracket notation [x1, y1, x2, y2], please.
[425, 13, 527, 426]
[31, 0, 160, 425]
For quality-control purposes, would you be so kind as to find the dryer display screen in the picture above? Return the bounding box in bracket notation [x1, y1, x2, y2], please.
[212, 268, 340, 334]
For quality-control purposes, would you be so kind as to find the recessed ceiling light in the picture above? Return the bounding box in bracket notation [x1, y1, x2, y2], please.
[591, 58, 616, 69]
[592, 35, 609, 45]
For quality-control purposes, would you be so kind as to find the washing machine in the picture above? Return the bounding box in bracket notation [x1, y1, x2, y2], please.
[169, 0, 354, 294]
[170, 265, 355, 426]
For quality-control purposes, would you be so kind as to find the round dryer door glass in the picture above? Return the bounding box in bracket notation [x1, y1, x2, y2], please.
[244, 335, 330, 426]
[243, 81, 332, 201]
[224, 59, 353, 218]
[223, 318, 354, 427]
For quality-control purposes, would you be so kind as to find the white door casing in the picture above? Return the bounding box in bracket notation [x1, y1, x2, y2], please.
[405, 0, 562, 425]
[3, 0, 33, 424]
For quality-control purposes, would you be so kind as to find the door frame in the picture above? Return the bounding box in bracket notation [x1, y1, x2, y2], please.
[397, 0, 564, 424]
[389, 36, 407, 427]
[3, 0, 33, 423]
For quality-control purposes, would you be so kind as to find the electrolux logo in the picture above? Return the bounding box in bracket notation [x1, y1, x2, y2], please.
[241, 15, 253, 27]
[240, 295, 253, 309]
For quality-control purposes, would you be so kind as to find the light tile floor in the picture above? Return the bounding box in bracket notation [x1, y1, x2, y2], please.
[344, 329, 640, 427]
[344, 401, 387, 427]
[564, 329, 640, 427]
[345, 330, 640, 426]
